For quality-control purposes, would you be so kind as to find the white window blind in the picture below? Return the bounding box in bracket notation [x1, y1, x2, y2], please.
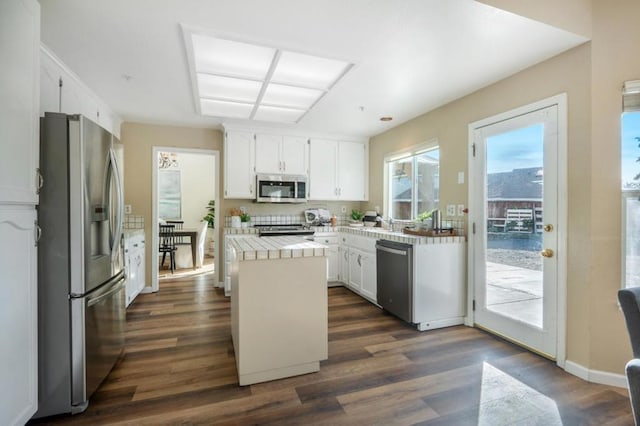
[623, 80, 640, 112]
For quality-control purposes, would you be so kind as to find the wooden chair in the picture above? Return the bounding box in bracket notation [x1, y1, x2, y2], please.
[159, 224, 177, 272]
[166, 220, 186, 245]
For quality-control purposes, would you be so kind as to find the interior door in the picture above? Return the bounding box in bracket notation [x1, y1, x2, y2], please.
[472, 105, 558, 358]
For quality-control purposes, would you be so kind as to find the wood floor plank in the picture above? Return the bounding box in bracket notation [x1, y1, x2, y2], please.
[28, 279, 634, 425]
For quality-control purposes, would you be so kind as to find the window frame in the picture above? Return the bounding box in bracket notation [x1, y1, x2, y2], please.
[621, 81, 640, 288]
[383, 139, 439, 221]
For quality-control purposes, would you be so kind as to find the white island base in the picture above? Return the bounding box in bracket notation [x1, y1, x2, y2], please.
[230, 253, 328, 386]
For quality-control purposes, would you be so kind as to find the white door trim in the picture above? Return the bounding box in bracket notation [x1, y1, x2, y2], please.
[151, 146, 220, 292]
[467, 93, 567, 367]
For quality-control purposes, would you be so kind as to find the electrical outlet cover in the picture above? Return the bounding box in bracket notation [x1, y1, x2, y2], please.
[446, 204, 455, 216]
[457, 204, 465, 216]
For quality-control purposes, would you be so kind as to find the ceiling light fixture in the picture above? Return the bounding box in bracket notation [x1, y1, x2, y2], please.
[184, 28, 353, 124]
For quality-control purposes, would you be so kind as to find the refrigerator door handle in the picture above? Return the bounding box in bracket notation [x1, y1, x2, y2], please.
[87, 278, 125, 307]
[108, 148, 124, 254]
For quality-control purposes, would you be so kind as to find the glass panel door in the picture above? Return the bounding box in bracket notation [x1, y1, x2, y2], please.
[473, 105, 558, 358]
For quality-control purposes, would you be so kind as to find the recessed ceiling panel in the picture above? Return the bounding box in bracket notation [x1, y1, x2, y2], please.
[271, 51, 351, 89]
[200, 98, 253, 118]
[253, 105, 306, 123]
[261, 84, 324, 109]
[197, 74, 262, 103]
[192, 33, 275, 79]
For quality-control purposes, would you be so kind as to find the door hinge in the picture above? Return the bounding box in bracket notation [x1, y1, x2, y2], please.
[472, 222, 476, 234]
[472, 300, 476, 311]
[472, 143, 476, 157]
[307, 139, 311, 145]
[254, 134, 256, 141]
[58, 77, 63, 88]
[225, 131, 227, 139]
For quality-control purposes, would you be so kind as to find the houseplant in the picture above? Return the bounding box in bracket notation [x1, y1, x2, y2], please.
[240, 212, 251, 228]
[202, 200, 215, 228]
[350, 209, 364, 226]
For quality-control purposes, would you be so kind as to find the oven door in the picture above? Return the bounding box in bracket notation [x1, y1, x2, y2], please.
[256, 175, 303, 203]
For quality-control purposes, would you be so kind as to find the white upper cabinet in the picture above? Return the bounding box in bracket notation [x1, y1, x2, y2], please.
[255, 134, 307, 175]
[0, 0, 40, 205]
[308, 139, 338, 200]
[281, 136, 308, 175]
[338, 140, 367, 200]
[224, 131, 256, 199]
[39, 46, 122, 138]
[255, 134, 281, 174]
[309, 138, 368, 201]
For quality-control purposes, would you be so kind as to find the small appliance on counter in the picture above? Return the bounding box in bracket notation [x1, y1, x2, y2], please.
[363, 211, 378, 227]
[305, 208, 331, 226]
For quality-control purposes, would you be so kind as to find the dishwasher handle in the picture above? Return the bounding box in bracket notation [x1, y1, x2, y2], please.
[376, 244, 409, 256]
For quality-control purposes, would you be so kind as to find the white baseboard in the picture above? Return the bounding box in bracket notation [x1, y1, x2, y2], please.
[564, 360, 628, 389]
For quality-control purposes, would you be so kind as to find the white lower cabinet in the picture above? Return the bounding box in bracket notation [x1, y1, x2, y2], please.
[315, 232, 339, 283]
[124, 231, 146, 307]
[0, 206, 37, 425]
[340, 233, 377, 303]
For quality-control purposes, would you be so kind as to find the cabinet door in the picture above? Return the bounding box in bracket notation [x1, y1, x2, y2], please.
[338, 140, 367, 201]
[0, 0, 40, 205]
[327, 245, 339, 282]
[137, 244, 146, 293]
[348, 249, 363, 292]
[360, 251, 377, 301]
[225, 131, 256, 199]
[255, 133, 282, 174]
[339, 246, 349, 284]
[281, 136, 308, 175]
[308, 138, 338, 200]
[0, 206, 37, 425]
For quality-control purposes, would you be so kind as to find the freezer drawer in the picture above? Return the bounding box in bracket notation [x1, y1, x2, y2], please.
[70, 273, 125, 411]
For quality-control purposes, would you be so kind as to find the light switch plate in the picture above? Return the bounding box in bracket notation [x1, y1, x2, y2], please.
[446, 204, 455, 216]
[457, 204, 465, 216]
[341, 206, 347, 213]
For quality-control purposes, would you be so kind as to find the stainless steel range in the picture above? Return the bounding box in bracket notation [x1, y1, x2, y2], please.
[255, 224, 315, 238]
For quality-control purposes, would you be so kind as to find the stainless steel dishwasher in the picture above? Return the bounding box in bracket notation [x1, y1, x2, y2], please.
[376, 239, 413, 323]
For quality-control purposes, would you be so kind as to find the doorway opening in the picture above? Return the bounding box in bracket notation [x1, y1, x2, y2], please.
[151, 147, 220, 292]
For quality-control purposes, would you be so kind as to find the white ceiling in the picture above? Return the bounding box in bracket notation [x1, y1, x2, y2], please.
[39, 0, 587, 138]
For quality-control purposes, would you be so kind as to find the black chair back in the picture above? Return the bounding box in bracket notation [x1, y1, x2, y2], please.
[619, 287, 640, 358]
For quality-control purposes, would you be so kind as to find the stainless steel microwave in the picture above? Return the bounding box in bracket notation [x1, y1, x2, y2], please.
[256, 174, 307, 203]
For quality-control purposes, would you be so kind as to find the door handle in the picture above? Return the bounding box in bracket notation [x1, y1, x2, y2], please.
[543, 224, 554, 232]
[540, 249, 554, 258]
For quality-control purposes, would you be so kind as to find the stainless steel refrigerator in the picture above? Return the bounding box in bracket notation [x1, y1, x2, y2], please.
[35, 113, 125, 417]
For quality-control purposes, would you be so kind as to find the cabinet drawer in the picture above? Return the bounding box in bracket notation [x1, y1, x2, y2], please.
[317, 236, 338, 245]
[343, 234, 376, 253]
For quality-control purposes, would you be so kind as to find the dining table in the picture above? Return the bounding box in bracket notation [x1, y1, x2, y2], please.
[174, 228, 198, 269]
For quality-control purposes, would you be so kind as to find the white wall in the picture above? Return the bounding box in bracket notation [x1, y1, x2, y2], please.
[172, 152, 215, 229]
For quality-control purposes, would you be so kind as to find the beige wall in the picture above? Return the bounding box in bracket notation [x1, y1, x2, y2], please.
[367, 0, 640, 376]
[588, 0, 640, 373]
[121, 123, 223, 283]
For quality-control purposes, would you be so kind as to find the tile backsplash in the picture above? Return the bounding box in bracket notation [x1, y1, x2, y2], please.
[124, 214, 145, 229]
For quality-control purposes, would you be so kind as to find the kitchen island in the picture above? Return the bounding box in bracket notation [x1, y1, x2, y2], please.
[227, 235, 328, 386]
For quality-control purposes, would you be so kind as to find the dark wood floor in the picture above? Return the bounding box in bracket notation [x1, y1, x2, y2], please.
[34, 274, 633, 425]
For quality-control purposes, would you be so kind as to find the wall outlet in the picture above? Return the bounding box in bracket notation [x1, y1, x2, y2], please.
[446, 204, 456, 216]
[124, 204, 132, 214]
[458, 171, 465, 184]
[341, 206, 347, 213]
[457, 204, 465, 216]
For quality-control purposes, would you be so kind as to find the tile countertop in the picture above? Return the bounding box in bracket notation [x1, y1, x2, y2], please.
[315, 225, 466, 245]
[228, 235, 328, 261]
